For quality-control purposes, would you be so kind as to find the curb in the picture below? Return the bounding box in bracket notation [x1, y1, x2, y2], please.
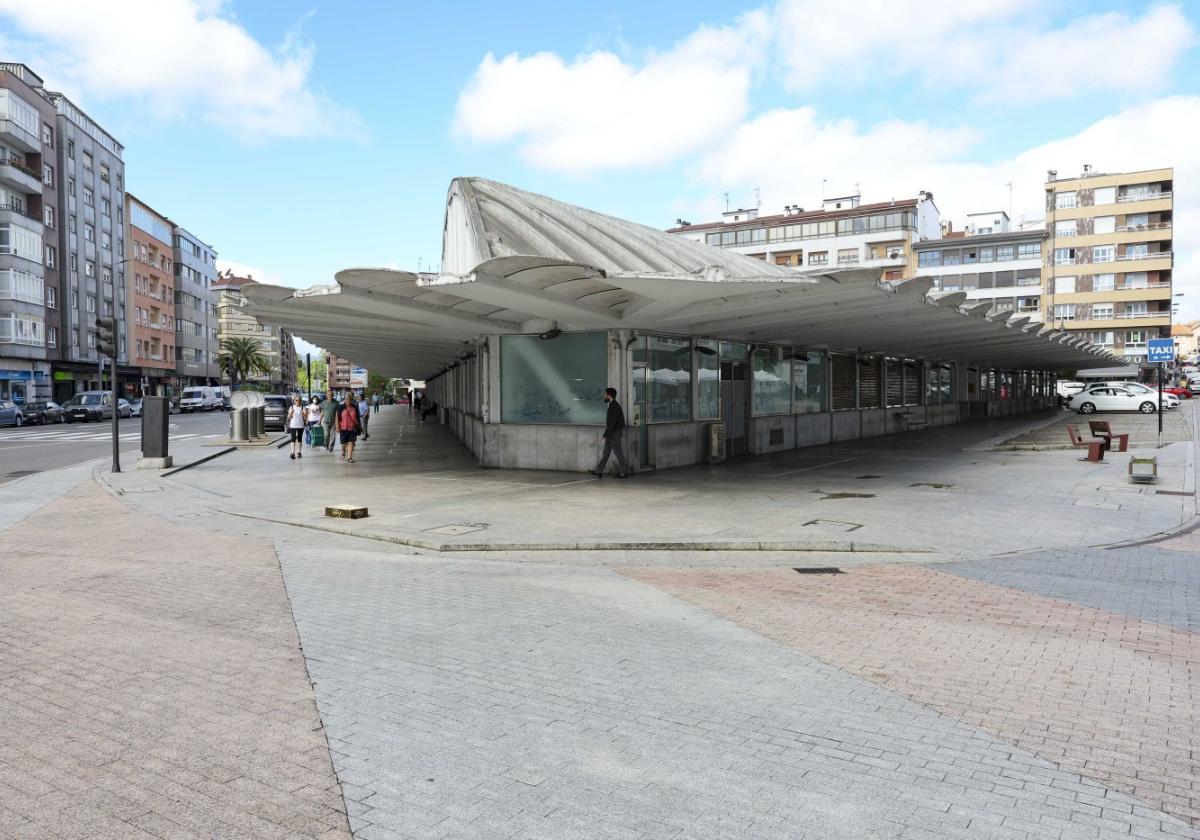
[216, 509, 932, 554]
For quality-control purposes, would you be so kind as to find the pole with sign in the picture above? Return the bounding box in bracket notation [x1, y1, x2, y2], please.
[1147, 338, 1176, 449]
[95, 317, 120, 472]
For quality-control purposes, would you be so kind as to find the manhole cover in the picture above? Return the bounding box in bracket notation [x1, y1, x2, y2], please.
[424, 523, 489, 536]
[802, 519, 863, 532]
[793, 567, 843, 575]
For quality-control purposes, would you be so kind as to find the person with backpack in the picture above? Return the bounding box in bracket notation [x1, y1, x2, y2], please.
[338, 397, 362, 462]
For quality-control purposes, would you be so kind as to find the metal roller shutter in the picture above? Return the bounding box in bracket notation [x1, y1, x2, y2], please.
[831, 353, 856, 411]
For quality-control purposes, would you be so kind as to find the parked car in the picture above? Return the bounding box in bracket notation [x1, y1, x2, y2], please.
[62, 391, 114, 422]
[179, 386, 223, 412]
[21, 401, 66, 424]
[1078, 381, 1178, 410]
[263, 395, 289, 430]
[1067, 386, 1159, 414]
[1162, 386, 1192, 399]
[1056, 380, 1085, 405]
[117, 398, 133, 418]
[0, 399, 25, 427]
[129, 398, 143, 417]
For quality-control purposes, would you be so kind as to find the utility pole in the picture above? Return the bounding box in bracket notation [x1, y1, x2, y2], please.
[306, 352, 312, 401]
[96, 317, 119, 473]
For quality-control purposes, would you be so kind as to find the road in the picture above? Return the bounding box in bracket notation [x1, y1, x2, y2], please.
[0, 409, 233, 484]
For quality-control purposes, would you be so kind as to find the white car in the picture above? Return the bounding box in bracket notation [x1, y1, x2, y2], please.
[1068, 386, 1160, 414]
[1078, 381, 1178, 410]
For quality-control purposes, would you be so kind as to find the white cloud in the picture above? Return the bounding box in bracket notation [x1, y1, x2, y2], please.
[216, 259, 288, 287]
[772, 0, 1195, 103]
[692, 96, 1200, 321]
[452, 11, 769, 172]
[0, 0, 363, 141]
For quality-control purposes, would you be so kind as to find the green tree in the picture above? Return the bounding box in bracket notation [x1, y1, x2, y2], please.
[296, 356, 327, 396]
[218, 337, 272, 389]
[367, 371, 391, 396]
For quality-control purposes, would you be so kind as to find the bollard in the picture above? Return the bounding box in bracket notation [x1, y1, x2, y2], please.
[230, 407, 249, 441]
[255, 405, 265, 437]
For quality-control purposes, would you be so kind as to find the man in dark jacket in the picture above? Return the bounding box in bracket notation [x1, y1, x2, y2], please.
[589, 387, 630, 478]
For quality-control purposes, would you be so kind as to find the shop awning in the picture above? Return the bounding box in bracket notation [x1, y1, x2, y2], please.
[242, 178, 1117, 377]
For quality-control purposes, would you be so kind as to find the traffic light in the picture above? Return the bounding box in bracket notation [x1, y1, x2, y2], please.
[95, 317, 116, 358]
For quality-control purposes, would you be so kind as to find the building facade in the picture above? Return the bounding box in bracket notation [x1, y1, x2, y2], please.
[912, 214, 1046, 322]
[125, 195, 175, 396]
[1043, 167, 1174, 364]
[0, 62, 55, 404]
[213, 270, 295, 391]
[44, 90, 128, 400]
[326, 354, 354, 389]
[171, 225, 219, 387]
[667, 192, 941, 280]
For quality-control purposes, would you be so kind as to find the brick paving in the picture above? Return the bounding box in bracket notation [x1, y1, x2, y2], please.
[0, 482, 349, 839]
[279, 546, 1196, 839]
[624, 563, 1200, 832]
[939, 546, 1200, 631]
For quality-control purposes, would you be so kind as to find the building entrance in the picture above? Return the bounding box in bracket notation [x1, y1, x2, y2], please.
[719, 342, 749, 457]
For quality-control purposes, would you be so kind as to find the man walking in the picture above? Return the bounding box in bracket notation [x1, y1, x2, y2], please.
[358, 394, 371, 440]
[588, 387, 630, 478]
[320, 390, 338, 452]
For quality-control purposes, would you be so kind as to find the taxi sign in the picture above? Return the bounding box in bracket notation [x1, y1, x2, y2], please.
[1147, 338, 1175, 363]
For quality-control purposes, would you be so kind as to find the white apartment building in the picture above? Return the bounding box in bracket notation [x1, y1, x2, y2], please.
[668, 192, 941, 280]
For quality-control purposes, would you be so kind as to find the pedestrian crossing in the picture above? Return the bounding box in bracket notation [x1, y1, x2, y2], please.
[0, 425, 224, 444]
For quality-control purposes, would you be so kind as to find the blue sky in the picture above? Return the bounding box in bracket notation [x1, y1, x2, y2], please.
[1, 0, 1198, 352]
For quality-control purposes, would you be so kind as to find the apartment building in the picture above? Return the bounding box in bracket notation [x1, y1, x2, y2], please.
[1043, 167, 1174, 363]
[668, 191, 941, 280]
[0, 62, 55, 404]
[171, 224, 219, 387]
[326, 353, 354, 389]
[45, 89, 128, 400]
[912, 212, 1046, 322]
[126, 194, 175, 395]
[213, 270, 295, 391]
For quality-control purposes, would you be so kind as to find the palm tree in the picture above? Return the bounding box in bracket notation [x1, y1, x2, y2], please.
[218, 337, 272, 389]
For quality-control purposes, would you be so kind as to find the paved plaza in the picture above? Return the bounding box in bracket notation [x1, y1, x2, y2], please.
[1, 404, 1198, 839]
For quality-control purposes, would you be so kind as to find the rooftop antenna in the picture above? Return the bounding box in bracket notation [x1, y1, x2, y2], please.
[1005, 181, 1013, 219]
[821, 178, 827, 200]
[417, 257, 423, 272]
[754, 187, 760, 209]
[723, 192, 730, 212]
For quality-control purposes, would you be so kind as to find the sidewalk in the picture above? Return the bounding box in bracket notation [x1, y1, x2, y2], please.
[102, 402, 1199, 559]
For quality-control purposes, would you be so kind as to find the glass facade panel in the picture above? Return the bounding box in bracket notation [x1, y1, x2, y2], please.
[792, 352, 827, 413]
[500, 332, 607, 424]
[696, 339, 719, 420]
[751, 348, 791, 416]
[648, 335, 691, 422]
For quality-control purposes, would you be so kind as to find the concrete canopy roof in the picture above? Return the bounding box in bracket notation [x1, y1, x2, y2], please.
[241, 178, 1117, 379]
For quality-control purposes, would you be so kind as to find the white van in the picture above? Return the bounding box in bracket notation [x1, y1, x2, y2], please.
[179, 386, 222, 412]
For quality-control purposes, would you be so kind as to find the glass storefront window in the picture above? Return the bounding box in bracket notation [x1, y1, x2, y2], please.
[792, 352, 827, 413]
[926, 364, 952, 404]
[648, 335, 691, 422]
[696, 339, 719, 419]
[752, 347, 791, 416]
[500, 332, 607, 424]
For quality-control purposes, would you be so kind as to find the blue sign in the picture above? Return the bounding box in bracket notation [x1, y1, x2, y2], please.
[1147, 338, 1175, 363]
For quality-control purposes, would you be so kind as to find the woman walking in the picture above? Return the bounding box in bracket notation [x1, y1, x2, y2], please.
[286, 395, 306, 460]
[338, 397, 361, 462]
[304, 396, 321, 447]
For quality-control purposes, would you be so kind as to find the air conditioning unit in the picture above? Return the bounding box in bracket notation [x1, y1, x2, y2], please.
[707, 422, 726, 463]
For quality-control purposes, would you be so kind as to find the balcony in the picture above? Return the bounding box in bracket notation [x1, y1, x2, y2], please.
[1117, 221, 1171, 233]
[1117, 250, 1171, 262]
[0, 157, 41, 193]
[1117, 190, 1171, 203]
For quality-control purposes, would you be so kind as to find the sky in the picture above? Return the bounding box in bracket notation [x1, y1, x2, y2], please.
[1, 0, 1197, 359]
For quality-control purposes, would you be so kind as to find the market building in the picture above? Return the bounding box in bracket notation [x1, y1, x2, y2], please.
[242, 178, 1114, 473]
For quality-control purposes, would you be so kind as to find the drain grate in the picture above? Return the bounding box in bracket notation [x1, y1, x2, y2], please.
[768, 428, 785, 446]
[793, 567, 843, 575]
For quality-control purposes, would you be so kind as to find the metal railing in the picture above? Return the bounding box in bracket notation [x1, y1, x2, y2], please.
[1117, 250, 1171, 261]
[1117, 221, 1171, 232]
[1117, 191, 1171, 203]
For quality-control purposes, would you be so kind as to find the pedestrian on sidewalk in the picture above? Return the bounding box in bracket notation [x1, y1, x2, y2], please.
[588, 387, 630, 478]
[338, 398, 362, 462]
[286, 396, 306, 460]
[320, 391, 338, 452]
[358, 394, 371, 440]
[372, 393, 380, 414]
[304, 396, 321, 447]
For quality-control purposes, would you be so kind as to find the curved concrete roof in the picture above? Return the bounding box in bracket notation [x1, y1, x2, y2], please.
[241, 178, 1118, 379]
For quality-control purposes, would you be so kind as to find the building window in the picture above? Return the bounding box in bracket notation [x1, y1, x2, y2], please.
[45, 286, 55, 308]
[1017, 242, 1040, 260]
[86, 331, 96, 349]
[918, 250, 940, 268]
[85, 260, 95, 277]
[82, 150, 93, 170]
[696, 339, 719, 420]
[42, 163, 54, 186]
[792, 352, 827, 414]
[1093, 186, 1116, 205]
[1120, 272, 1149, 289]
[84, 223, 95, 242]
[47, 325, 57, 348]
[1093, 273, 1115, 292]
[942, 250, 961, 266]
[807, 251, 828, 266]
[837, 248, 859, 265]
[43, 205, 54, 228]
[1054, 248, 1076, 265]
[83, 187, 93, 206]
[752, 347, 791, 416]
[500, 332, 607, 424]
[979, 247, 994, 263]
[1093, 215, 1116, 234]
[44, 244, 55, 267]
[86, 295, 96, 313]
[1055, 191, 1076, 209]
[101, 197, 111, 216]
[647, 335, 692, 422]
[1054, 220, 1076, 237]
[1053, 304, 1077, 321]
[1092, 245, 1115, 263]
[1091, 303, 1114, 320]
[42, 123, 53, 146]
[99, 164, 109, 182]
[1089, 331, 1114, 346]
[996, 245, 1015, 261]
[101, 231, 111, 250]
[1054, 276, 1076, 295]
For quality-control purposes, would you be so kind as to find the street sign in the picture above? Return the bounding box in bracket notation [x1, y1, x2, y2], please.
[1147, 338, 1175, 363]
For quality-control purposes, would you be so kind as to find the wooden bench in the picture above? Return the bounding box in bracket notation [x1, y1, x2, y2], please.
[1088, 421, 1130, 452]
[893, 411, 928, 432]
[1066, 424, 1105, 461]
